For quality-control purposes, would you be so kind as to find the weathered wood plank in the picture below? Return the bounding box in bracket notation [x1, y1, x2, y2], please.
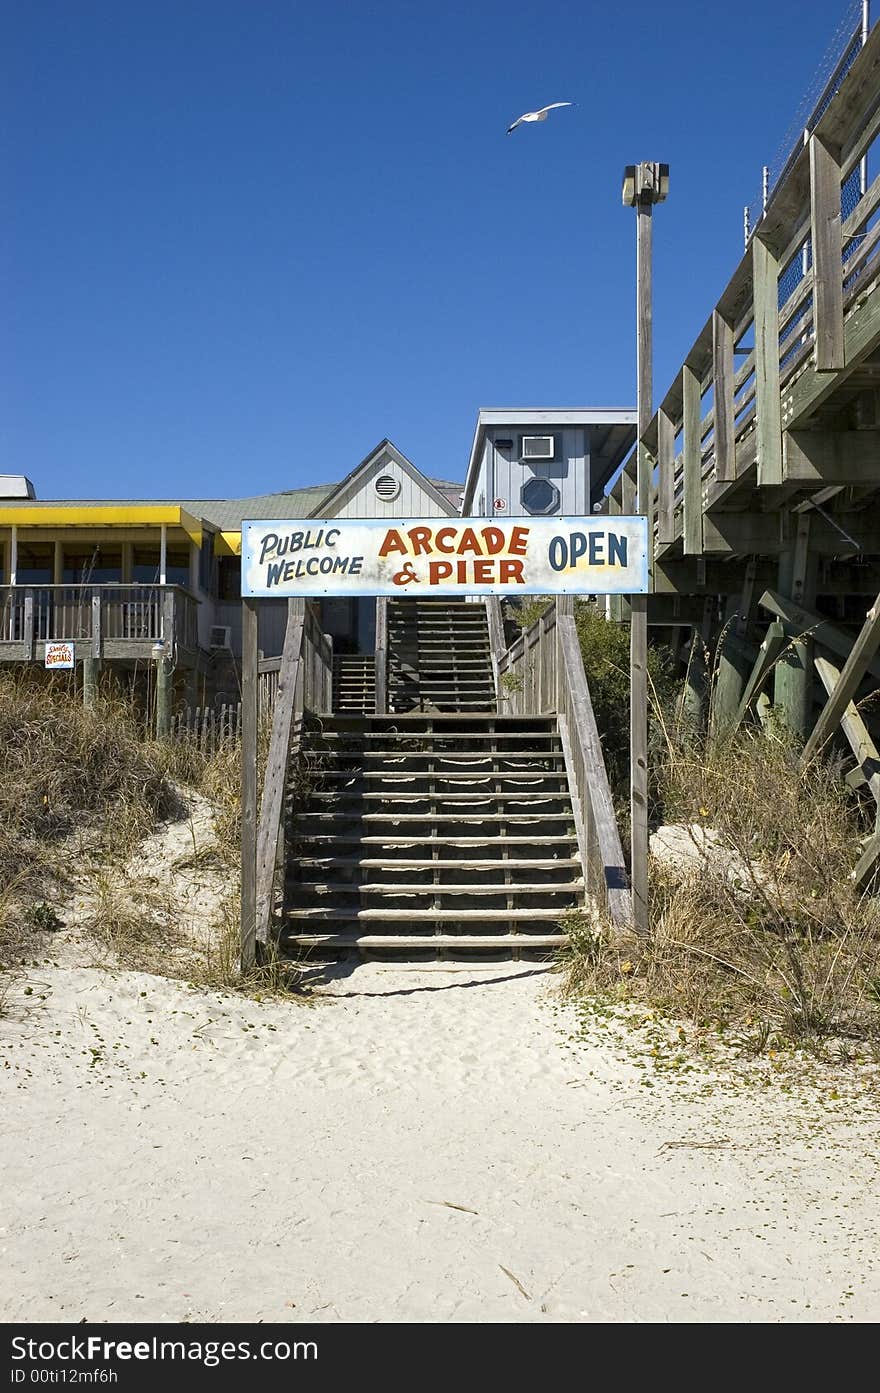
[753, 236, 783, 486]
[255, 598, 305, 946]
[803, 595, 880, 761]
[557, 614, 633, 928]
[810, 134, 845, 371]
[657, 407, 676, 546]
[713, 311, 735, 481]
[759, 590, 880, 684]
[783, 429, 880, 484]
[628, 595, 648, 932]
[853, 829, 880, 890]
[814, 655, 880, 808]
[731, 621, 786, 732]
[240, 598, 259, 973]
[374, 596, 387, 714]
[682, 365, 703, 555]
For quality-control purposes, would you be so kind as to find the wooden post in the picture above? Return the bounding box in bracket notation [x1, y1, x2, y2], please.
[753, 235, 783, 486]
[636, 202, 653, 522]
[682, 364, 703, 554]
[712, 311, 735, 481]
[374, 596, 387, 715]
[22, 589, 34, 661]
[710, 631, 752, 741]
[630, 194, 654, 937]
[731, 621, 786, 733]
[240, 597, 259, 973]
[678, 627, 706, 737]
[657, 407, 675, 546]
[774, 516, 817, 740]
[810, 134, 844, 372]
[155, 656, 172, 737]
[803, 593, 880, 762]
[82, 658, 99, 709]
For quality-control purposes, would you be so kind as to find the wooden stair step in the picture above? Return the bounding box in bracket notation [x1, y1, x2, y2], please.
[290, 881, 583, 894]
[285, 906, 570, 920]
[285, 933, 567, 950]
[295, 857, 582, 870]
[295, 834, 577, 846]
[295, 812, 573, 823]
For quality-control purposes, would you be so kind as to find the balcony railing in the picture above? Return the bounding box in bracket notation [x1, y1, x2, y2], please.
[0, 585, 199, 657]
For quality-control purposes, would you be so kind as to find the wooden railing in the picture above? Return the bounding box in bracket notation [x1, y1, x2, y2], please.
[0, 584, 199, 655]
[251, 600, 333, 954]
[498, 599, 633, 930]
[497, 603, 557, 714]
[603, 22, 880, 556]
[484, 595, 506, 699]
[375, 596, 388, 714]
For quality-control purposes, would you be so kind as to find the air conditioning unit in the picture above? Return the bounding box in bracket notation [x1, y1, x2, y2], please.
[520, 434, 555, 461]
[209, 625, 232, 650]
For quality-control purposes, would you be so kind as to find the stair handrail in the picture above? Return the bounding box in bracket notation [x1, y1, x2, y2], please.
[555, 598, 634, 931]
[496, 598, 633, 930]
[254, 599, 306, 949]
[375, 596, 388, 714]
[484, 595, 506, 699]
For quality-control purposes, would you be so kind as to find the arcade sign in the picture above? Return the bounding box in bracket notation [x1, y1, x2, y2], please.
[242, 517, 648, 598]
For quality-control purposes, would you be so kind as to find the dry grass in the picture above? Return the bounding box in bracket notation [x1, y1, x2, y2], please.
[562, 726, 880, 1051]
[0, 671, 184, 961]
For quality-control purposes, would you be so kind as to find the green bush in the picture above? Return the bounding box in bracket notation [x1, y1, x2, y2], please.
[573, 602, 676, 794]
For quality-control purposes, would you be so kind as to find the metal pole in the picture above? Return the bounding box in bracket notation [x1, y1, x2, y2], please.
[631, 198, 652, 935]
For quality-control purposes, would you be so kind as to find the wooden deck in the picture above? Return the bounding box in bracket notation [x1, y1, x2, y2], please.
[0, 584, 200, 663]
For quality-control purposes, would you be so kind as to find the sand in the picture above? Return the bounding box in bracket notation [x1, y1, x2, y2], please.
[2, 958, 878, 1324]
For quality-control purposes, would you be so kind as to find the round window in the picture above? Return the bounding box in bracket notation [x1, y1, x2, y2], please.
[520, 477, 560, 515]
[374, 474, 401, 502]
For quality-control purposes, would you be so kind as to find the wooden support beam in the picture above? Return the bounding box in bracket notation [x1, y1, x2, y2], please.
[731, 621, 787, 732]
[810, 134, 845, 372]
[677, 627, 707, 737]
[803, 593, 880, 761]
[713, 311, 735, 481]
[656, 408, 676, 546]
[710, 631, 753, 741]
[815, 655, 880, 808]
[853, 828, 880, 891]
[155, 657, 172, 737]
[682, 365, 703, 555]
[783, 429, 880, 484]
[759, 590, 880, 684]
[753, 235, 783, 486]
[701, 510, 880, 557]
[774, 524, 817, 740]
[240, 597, 259, 974]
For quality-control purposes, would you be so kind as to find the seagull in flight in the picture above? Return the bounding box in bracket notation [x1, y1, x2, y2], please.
[507, 101, 573, 135]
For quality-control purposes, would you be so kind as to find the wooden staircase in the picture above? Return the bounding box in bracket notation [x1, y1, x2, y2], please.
[283, 713, 583, 959]
[387, 598, 495, 712]
[332, 654, 375, 713]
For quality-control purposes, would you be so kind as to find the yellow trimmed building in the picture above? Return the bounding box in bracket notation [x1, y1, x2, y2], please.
[0, 442, 461, 717]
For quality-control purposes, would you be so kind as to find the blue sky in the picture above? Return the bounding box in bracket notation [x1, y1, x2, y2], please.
[0, 0, 863, 500]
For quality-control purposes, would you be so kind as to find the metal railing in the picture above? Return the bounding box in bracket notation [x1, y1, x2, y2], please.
[497, 599, 634, 930]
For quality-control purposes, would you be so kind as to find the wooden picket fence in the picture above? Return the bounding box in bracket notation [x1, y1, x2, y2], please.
[171, 702, 242, 752]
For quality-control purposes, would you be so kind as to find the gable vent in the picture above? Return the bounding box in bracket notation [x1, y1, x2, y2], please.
[374, 473, 401, 502]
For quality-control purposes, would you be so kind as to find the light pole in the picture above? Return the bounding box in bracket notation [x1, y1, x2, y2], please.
[622, 160, 668, 934]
